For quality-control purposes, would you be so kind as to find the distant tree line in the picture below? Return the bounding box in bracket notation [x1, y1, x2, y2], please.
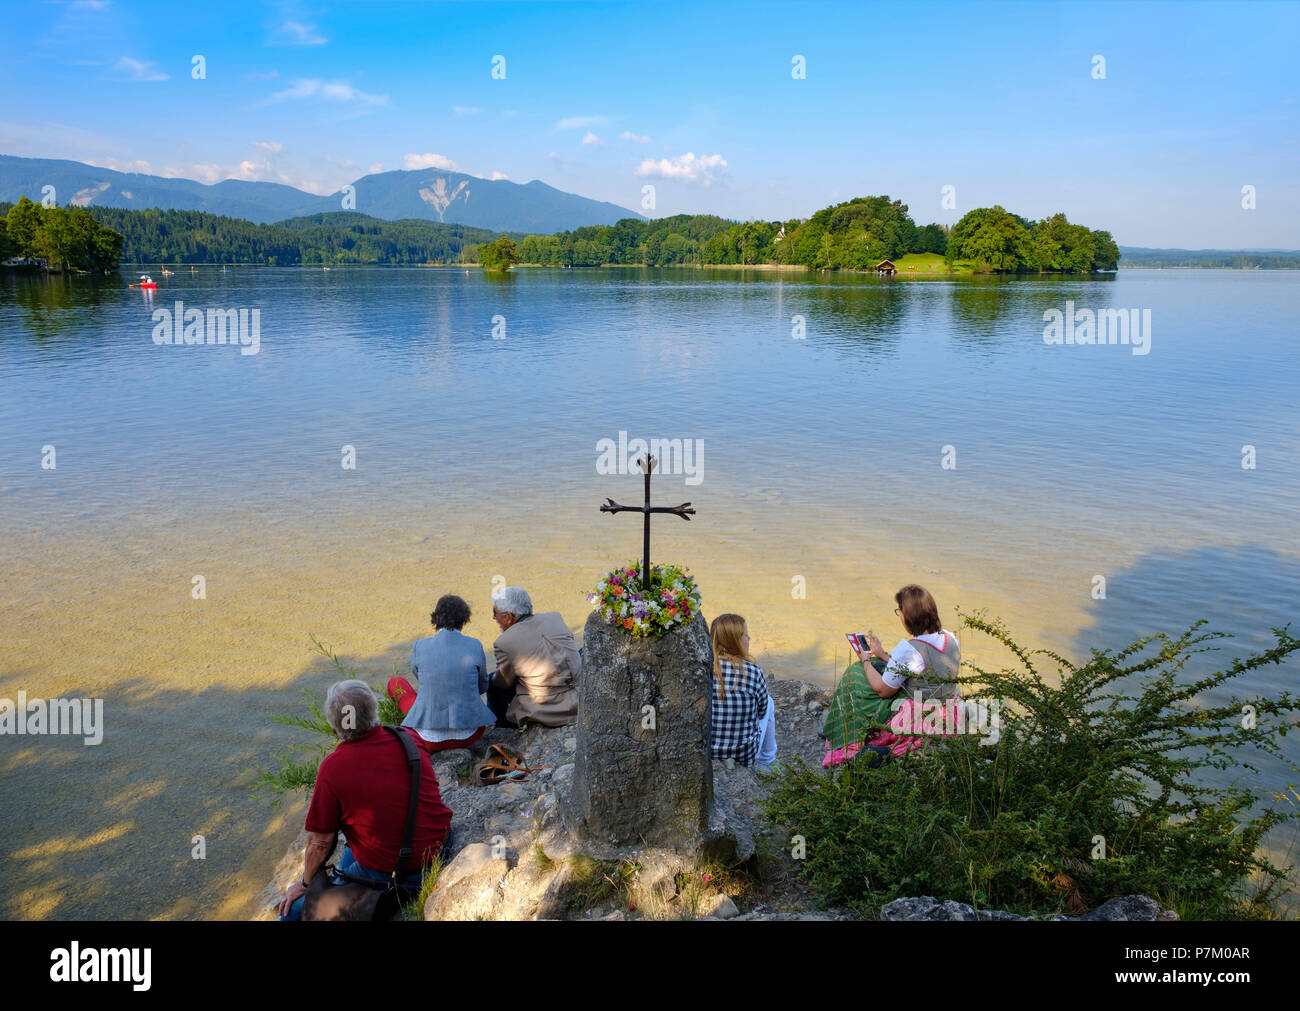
[1116, 247, 1300, 269]
[1, 197, 1122, 274]
[1, 197, 124, 273]
[82, 208, 507, 266]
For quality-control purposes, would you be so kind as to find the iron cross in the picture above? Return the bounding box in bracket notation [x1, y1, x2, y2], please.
[600, 454, 695, 590]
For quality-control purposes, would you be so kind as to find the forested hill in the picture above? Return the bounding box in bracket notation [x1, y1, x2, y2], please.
[1117, 247, 1300, 269]
[0, 155, 641, 233]
[84, 208, 507, 266]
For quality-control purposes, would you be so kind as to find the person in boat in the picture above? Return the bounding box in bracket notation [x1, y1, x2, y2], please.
[709, 613, 778, 772]
[485, 586, 580, 728]
[386, 594, 497, 753]
[823, 584, 961, 768]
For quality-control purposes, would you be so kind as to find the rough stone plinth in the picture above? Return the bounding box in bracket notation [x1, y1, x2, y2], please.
[570, 610, 714, 852]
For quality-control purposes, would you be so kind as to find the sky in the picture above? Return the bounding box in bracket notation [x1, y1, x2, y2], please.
[0, 0, 1297, 247]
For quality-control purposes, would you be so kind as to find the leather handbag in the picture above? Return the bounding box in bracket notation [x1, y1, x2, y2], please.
[302, 726, 422, 921]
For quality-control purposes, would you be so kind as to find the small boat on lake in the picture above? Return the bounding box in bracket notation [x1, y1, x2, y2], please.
[132, 274, 157, 289]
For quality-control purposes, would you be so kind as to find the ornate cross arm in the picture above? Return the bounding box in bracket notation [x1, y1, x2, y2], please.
[600, 499, 696, 519]
[599, 454, 698, 591]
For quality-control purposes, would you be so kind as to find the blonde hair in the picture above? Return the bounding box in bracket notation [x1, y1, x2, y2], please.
[710, 613, 751, 700]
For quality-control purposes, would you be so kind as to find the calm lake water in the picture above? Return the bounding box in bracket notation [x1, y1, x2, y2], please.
[2, 265, 1298, 919]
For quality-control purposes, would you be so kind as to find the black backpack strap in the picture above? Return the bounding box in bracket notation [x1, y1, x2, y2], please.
[385, 726, 422, 881]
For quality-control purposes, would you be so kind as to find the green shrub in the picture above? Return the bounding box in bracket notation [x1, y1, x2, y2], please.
[763, 613, 1300, 920]
[251, 634, 408, 804]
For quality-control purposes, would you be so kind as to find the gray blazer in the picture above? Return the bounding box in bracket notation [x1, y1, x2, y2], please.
[402, 629, 498, 731]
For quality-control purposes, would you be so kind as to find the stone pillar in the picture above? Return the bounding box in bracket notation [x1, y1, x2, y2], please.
[571, 610, 714, 852]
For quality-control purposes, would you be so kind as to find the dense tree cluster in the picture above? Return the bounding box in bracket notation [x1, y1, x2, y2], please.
[1, 197, 123, 273]
[516, 200, 952, 268]
[478, 236, 519, 271]
[946, 206, 1119, 272]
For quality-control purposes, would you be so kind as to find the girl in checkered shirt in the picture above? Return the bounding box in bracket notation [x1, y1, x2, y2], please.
[709, 614, 778, 771]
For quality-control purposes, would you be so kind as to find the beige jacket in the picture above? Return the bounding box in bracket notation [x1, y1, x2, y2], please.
[492, 611, 581, 727]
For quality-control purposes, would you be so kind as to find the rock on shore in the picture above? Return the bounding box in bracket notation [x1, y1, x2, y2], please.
[254, 674, 831, 921]
[252, 674, 1178, 923]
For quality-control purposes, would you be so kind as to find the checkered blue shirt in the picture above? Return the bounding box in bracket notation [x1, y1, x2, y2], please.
[710, 657, 770, 767]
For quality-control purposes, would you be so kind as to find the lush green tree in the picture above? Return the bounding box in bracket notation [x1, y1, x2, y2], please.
[0, 213, 15, 260]
[6, 196, 44, 257]
[914, 222, 948, 255]
[478, 235, 519, 271]
[1090, 229, 1120, 271]
[947, 205, 1037, 272]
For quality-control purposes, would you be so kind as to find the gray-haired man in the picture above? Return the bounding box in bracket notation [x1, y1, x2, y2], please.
[278, 680, 453, 920]
[487, 587, 581, 728]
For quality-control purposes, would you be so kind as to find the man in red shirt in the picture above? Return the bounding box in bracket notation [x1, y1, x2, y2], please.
[279, 680, 453, 920]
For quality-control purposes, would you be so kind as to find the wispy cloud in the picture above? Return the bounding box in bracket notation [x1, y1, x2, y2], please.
[404, 152, 459, 171]
[621, 130, 651, 144]
[71, 1, 112, 10]
[452, 106, 481, 116]
[265, 79, 387, 106]
[635, 152, 729, 186]
[581, 132, 603, 148]
[91, 156, 155, 174]
[114, 57, 169, 82]
[556, 114, 611, 131]
[270, 20, 327, 46]
[489, 170, 508, 180]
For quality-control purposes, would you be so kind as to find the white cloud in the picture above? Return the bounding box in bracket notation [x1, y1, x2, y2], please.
[271, 20, 327, 46]
[452, 106, 481, 116]
[635, 152, 729, 186]
[90, 156, 155, 174]
[368, 163, 383, 174]
[182, 163, 226, 184]
[72, 1, 112, 10]
[621, 131, 651, 144]
[250, 140, 286, 158]
[114, 57, 169, 82]
[266, 78, 387, 106]
[556, 115, 611, 130]
[404, 152, 459, 171]
[489, 171, 508, 180]
[581, 132, 603, 148]
[548, 151, 574, 168]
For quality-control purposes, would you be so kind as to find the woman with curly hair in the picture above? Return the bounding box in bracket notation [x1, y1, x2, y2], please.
[386, 594, 498, 754]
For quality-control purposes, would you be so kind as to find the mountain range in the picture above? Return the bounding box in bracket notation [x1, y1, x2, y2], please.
[0, 155, 642, 234]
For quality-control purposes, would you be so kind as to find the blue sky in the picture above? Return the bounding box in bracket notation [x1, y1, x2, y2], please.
[1, 0, 1297, 246]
